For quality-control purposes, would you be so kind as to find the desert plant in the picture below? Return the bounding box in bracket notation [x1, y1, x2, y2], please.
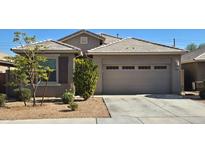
[69, 102, 78, 111]
[73, 58, 99, 100]
[62, 89, 75, 104]
[14, 88, 31, 106]
[0, 93, 7, 107]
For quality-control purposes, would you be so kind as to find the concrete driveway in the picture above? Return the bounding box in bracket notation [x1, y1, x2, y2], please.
[98, 95, 205, 124]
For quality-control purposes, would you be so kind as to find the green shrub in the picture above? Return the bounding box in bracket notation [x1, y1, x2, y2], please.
[73, 58, 99, 100]
[62, 90, 75, 104]
[69, 102, 78, 111]
[14, 88, 31, 102]
[82, 92, 90, 101]
[0, 93, 7, 107]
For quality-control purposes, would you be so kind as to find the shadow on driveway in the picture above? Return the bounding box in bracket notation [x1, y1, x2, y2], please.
[145, 94, 184, 99]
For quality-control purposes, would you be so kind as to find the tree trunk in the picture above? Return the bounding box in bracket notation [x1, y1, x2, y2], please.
[41, 72, 50, 106]
[33, 91, 36, 106]
[31, 84, 36, 106]
[24, 101, 27, 107]
[41, 81, 48, 106]
[18, 86, 27, 106]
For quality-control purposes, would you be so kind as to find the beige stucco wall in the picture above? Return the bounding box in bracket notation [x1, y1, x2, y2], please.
[182, 62, 205, 90]
[0, 52, 9, 73]
[93, 55, 182, 94]
[36, 83, 70, 97]
[196, 62, 205, 81]
[0, 66, 8, 73]
[183, 62, 205, 82]
[171, 56, 182, 93]
[182, 63, 197, 90]
[36, 53, 75, 97]
[62, 33, 102, 53]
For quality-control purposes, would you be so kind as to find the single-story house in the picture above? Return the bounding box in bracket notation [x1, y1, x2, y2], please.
[182, 47, 205, 90]
[11, 30, 185, 96]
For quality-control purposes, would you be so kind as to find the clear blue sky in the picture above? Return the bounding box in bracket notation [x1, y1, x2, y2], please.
[1, 29, 205, 55]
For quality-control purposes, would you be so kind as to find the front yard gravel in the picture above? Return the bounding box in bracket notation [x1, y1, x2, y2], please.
[0, 97, 110, 120]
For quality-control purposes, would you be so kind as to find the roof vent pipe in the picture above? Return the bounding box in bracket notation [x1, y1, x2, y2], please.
[173, 38, 176, 47]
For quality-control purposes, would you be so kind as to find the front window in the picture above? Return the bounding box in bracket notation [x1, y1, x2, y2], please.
[43, 59, 57, 82]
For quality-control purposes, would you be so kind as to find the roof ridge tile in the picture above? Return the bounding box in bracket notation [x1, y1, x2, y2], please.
[88, 38, 128, 52]
[100, 33, 123, 39]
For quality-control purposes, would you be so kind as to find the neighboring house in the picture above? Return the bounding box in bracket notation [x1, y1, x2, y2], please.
[0, 51, 14, 93]
[11, 30, 185, 96]
[181, 47, 205, 90]
[0, 52, 11, 73]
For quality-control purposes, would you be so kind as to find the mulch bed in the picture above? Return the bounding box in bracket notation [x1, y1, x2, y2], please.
[0, 97, 110, 120]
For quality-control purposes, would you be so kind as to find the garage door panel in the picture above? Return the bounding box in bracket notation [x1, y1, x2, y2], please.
[103, 65, 170, 94]
[103, 57, 171, 65]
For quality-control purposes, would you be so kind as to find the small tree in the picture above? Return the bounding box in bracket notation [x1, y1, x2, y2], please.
[73, 58, 99, 100]
[186, 43, 198, 52]
[6, 55, 29, 106]
[11, 32, 51, 106]
[198, 43, 205, 49]
[41, 67, 53, 105]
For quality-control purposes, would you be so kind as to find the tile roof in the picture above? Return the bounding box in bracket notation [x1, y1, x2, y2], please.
[0, 60, 14, 67]
[0, 52, 9, 60]
[0, 52, 14, 67]
[100, 33, 122, 44]
[87, 38, 185, 55]
[182, 46, 205, 63]
[58, 29, 105, 42]
[11, 40, 81, 54]
[197, 53, 205, 60]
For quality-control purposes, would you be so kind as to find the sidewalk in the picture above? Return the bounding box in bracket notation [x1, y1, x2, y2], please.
[0, 118, 97, 124]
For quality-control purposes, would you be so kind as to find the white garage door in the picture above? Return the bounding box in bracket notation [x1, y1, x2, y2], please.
[103, 65, 171, 94]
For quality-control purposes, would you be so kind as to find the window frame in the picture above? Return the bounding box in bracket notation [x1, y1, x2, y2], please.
[154, 66, 167, 70]
[41, 54, 59, 83]
[138, 66, 151, 70]
[80, 37, 88, 44]
[106, 66, 119, 70]
[122, 66, 135, 70]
